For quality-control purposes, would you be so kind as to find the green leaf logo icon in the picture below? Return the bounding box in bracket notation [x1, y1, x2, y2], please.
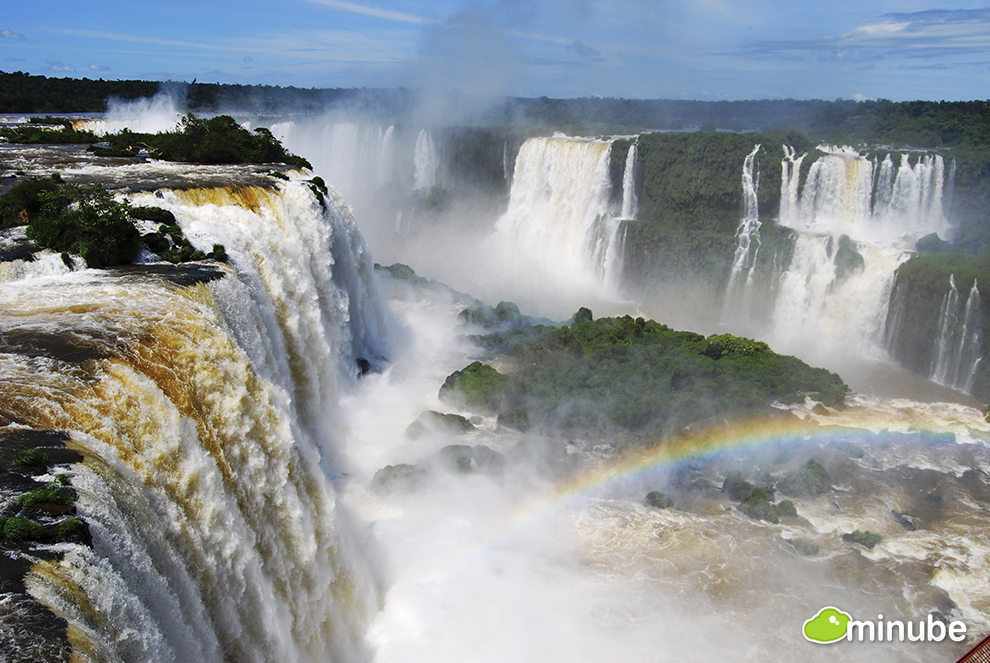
[803, 607, 852, 643]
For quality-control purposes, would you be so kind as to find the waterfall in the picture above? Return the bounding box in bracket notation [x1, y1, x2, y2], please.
[722, 144, 762, 322]
[0, 174, 393, 661]
[413, 129, 439, 191]
[931, 276, 983, 393]
[620, 144, 638, 220]
[492, 135, 625, 294]
[765, 145, 948, 359]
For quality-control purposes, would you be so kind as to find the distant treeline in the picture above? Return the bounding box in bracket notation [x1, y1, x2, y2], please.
[3, 70, 989, 149]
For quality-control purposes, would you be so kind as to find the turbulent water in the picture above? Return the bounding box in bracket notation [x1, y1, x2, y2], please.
[2, 117, 990, 662]
[0, 155, 392, 661]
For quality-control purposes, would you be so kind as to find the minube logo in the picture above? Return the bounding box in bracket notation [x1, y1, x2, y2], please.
[803, 606, 967, 644]
[804, 607, 852, 643]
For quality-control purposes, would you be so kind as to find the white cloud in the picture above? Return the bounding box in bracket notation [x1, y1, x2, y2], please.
[45, 60, 75, 72]
[303, 0, 434, 25]
[1, 29, 25, 40]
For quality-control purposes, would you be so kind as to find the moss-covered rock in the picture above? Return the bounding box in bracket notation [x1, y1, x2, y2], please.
[833, 235, 865, 282]
[738, 486, 779, 523]
[370, 464, 429, 494]
[438, 362, 511, 415]
[12, 449, 51, 468]
[17, 482, 75, 509]
[434, 444, 505, 476]
[644, 491, 673, 509]
[497, 406, 530, 432]
[843, 529, 882, 549]
[785, 538, 820, 556]
[405, 411, 476, 440]
[436, 445, 475, 473]
[2, 517, 43, 542]
[722, 470, 754, 501]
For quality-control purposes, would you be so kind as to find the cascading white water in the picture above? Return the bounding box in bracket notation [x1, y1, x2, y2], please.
[722, 144, 762, 322]
[620, 144, 638, 220]
[492, 135, 625, 297]
[767, 145, 949, 360]
[0, 174, 394, 662]
[413, 130, 439, 191]
[931, 275, 983, 393]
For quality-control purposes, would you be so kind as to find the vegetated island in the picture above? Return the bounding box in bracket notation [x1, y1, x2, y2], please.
[439, 301, 847, 446]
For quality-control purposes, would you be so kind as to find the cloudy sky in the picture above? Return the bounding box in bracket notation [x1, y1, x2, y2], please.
[1, 0, 988, 100]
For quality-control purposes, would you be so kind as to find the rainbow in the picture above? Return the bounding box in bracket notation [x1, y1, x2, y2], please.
[427, 404, 988, 583]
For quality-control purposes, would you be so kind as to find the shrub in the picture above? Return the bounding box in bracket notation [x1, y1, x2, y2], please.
[739, 487, 779, 523]
[777, 499, 798, 517]
[843, 529, 882, 549]
[722, 470, 754, 501]
[26, 182, 140, 267]
[0, 175, 61, 227]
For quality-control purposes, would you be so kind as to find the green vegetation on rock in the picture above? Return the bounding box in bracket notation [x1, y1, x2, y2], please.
[17, 481, 75, 508]
[12, 449, 52, 468]
[96, 114, 312, 169]
[0, 176, 227, 268]
[25, 181, 141, 267]
[438, 361, 511, 415]
[497, 406, 530, 432]
[2, 517, 43, 542]
[405, 411, 475, 439]
[786, 538, 820, 556]
[644, 491, 673, 509]
[843, 529, 883, 550]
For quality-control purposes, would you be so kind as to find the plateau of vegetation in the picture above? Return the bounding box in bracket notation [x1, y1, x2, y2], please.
[91, 114, 311, 168]
[446, 308, 847, 443]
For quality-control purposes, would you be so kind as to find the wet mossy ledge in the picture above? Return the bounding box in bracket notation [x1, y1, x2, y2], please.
[0, 429, 88, 662]
[447, 307, 847, 445]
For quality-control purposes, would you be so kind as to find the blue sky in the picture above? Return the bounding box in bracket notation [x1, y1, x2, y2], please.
[2, 1, 989, 101]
